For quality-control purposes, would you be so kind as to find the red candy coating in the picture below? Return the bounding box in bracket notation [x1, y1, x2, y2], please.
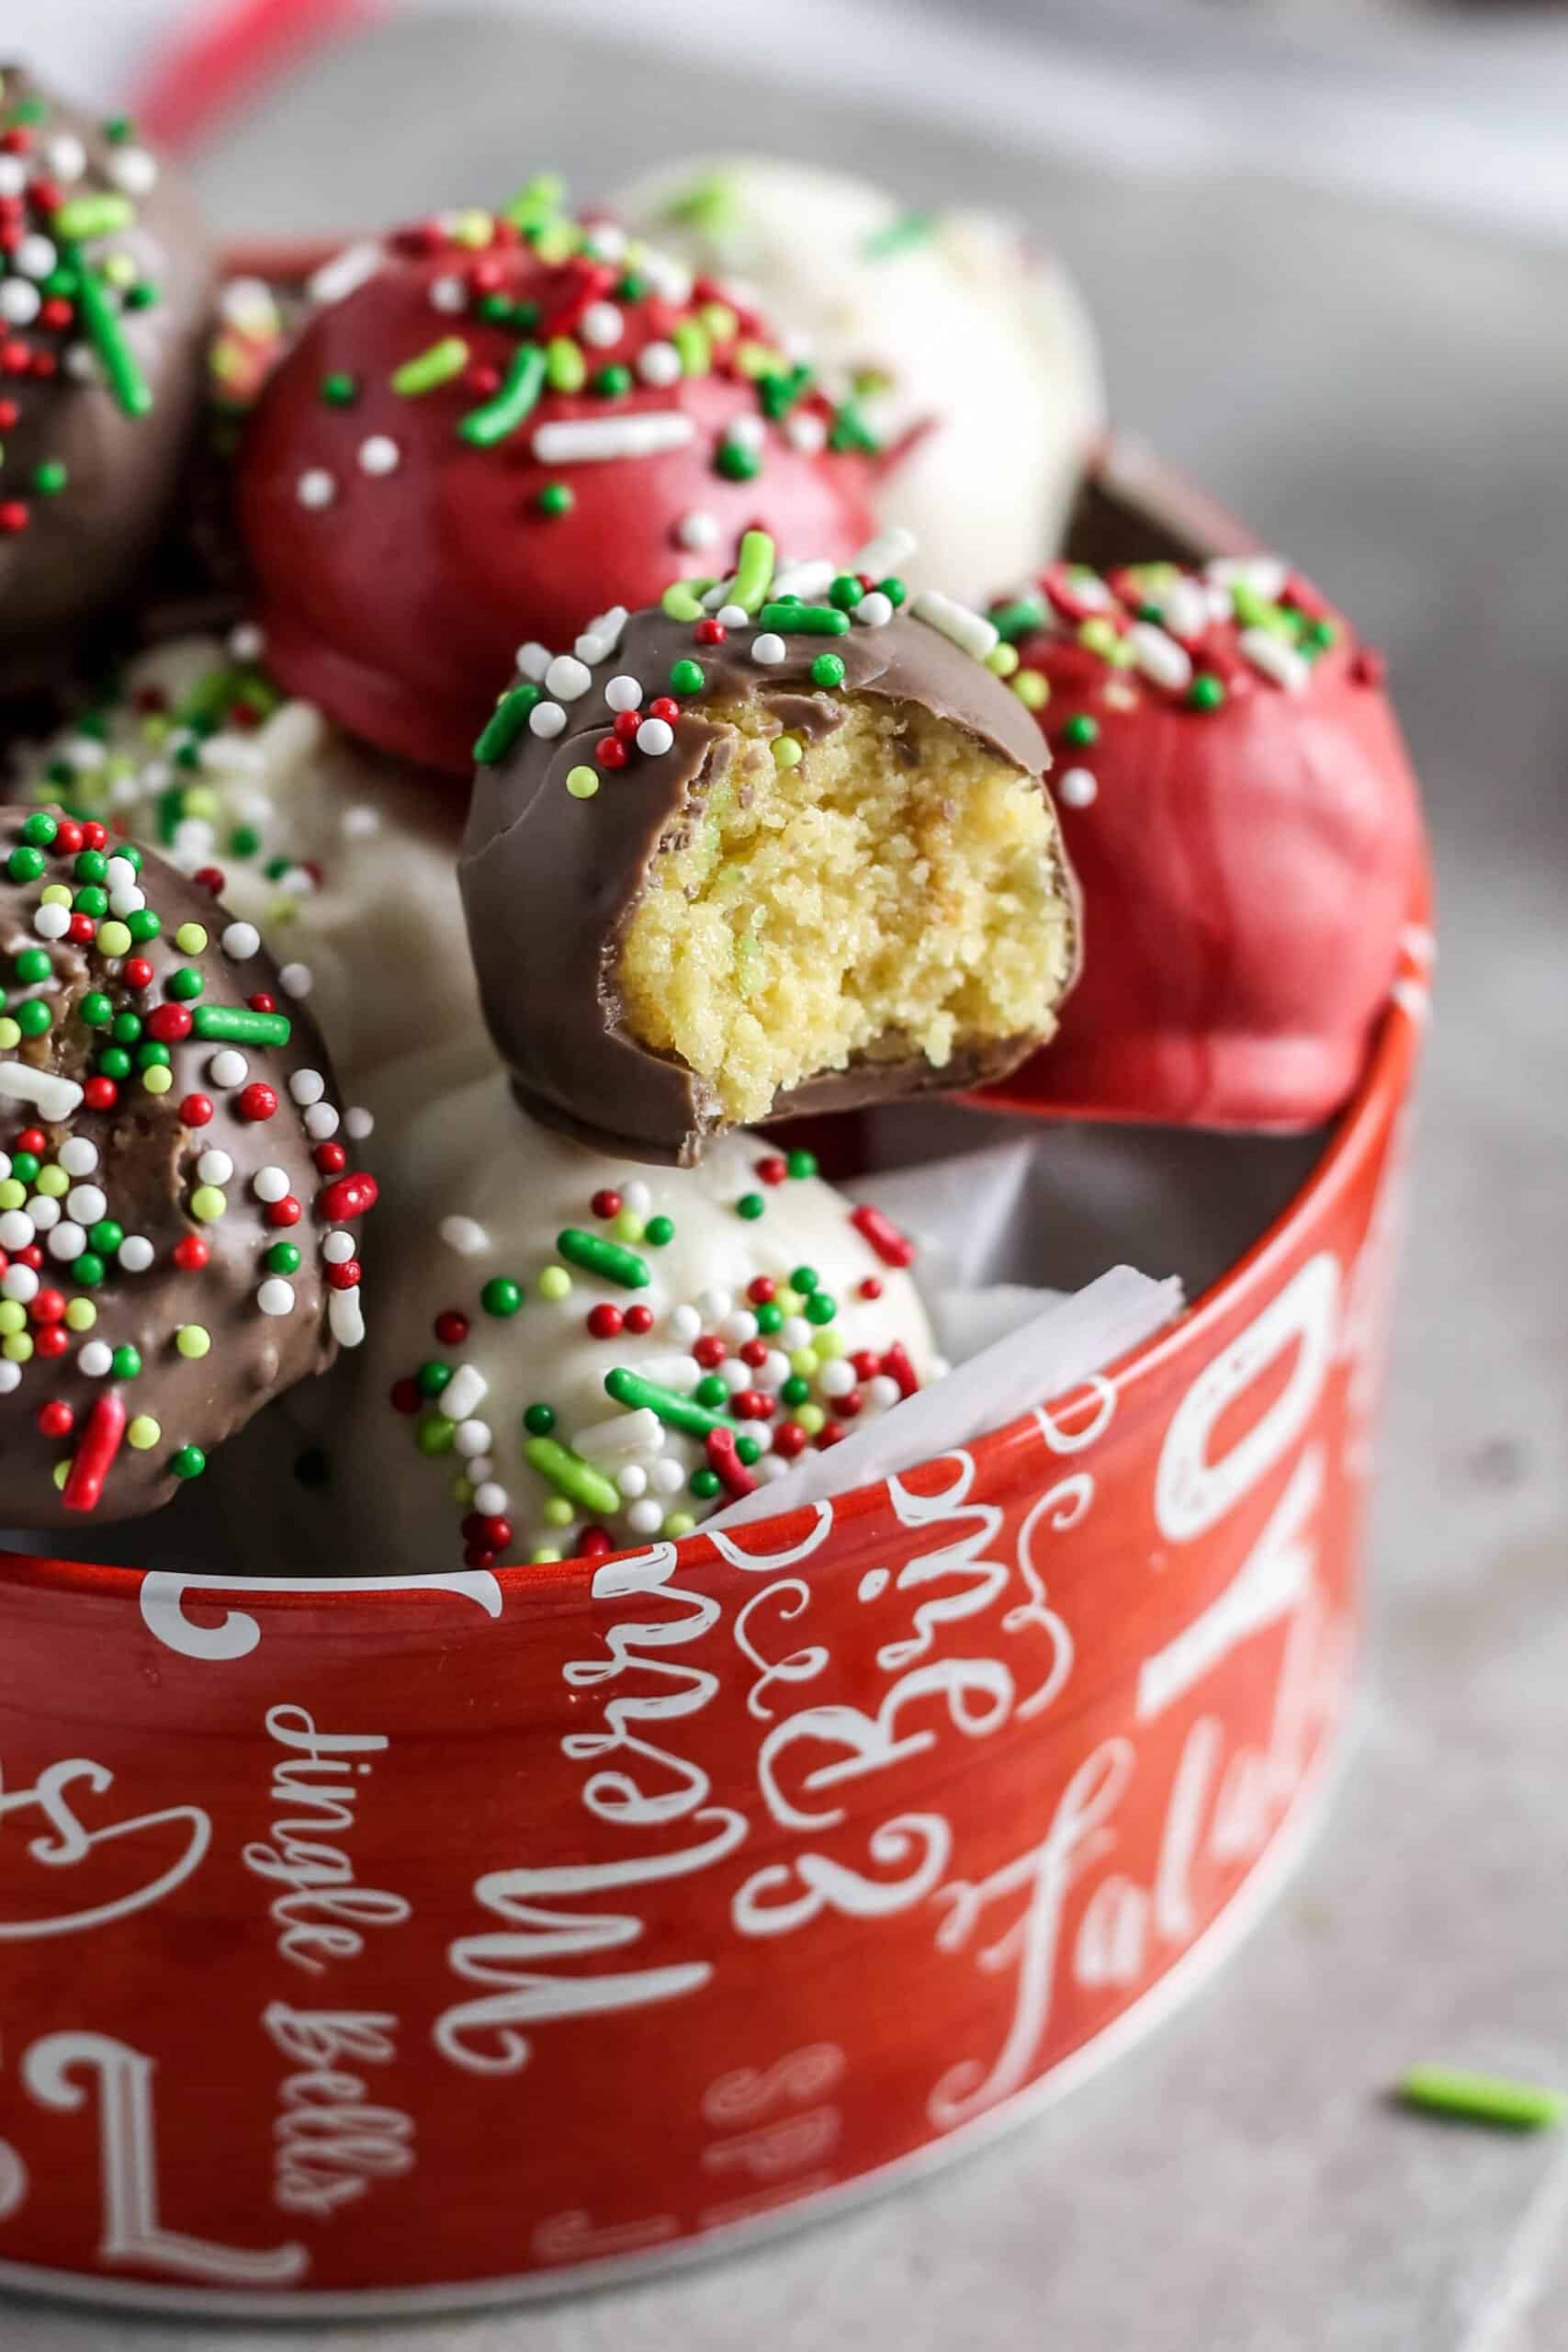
[236, 220, 875, 773]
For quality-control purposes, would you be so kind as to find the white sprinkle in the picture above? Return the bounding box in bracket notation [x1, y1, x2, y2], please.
[48, 1223, 85, 1263]
[78, 1341, 113, 1380]
[0, 280, 40, 326]
[193, 1154, 231, 1191]
[819, 1359, 858, 1398]
[750, 633, 786, 665]
[604, 674, 643, 713]
[576, 1408, 663, 1464]
[528, 701, 567, 740]
[279, 963, 313, 999]
[0, 161, 24, 199]
[757, 1351, 790, 1392]
[440, 1215, 490, 1257]
[716, 603, 749, 629]
[358, 435, 400, 476]
[221, 921, 261, 962]
[650, 1457, 686, 1498]
[1207, 555, 1289, 601]
[852, 528, 918, 580]
[770, 559, 836, 603]
[474, 1482, 509, 1518]
[118, 1237, 153, 1273]
[625, 1498, 663, 1535]
[726, 414, 765, 454]
[1058, 767, 1099, 808]
[545, 654, 592, 702]
[307, 239, 382, 308]
[0, 1361, 16, 1395]
[579, 301, 624, 348]
[455, 1418, 492, 1459]
[330, 1288, 367, 1349]
[667, 1303, 702, 1344]
[719, 1360, 750, 1395]
[210, 1050, 248, 1090]
[345, 1105, 374, 1141]
[575, 633, 611, 665]
[297, 469, 336, 510]
[288, 1069, 325, 1107]
[321, 1227, 355, 1262]
[587, 605, 627, 657]
[785, 411, 827, 455]
[45, 133, 86, 183]
[105, 855, 139, 892]
[533, 413, 696, 464]
[428, 272, 466, 312]
[65, 345, 98, 384]
[1, 1264, 37, 1303]
[33, 903, 69, 942]
[229, 621, 265, 662]
[107, 145, 158, 198]
[108, 886, 146, 918]
[637, 340, 682, 389]
[641, 252, 694, 305]
[0, 1065, 81, 1122]
[616, 1464, 649, 1501]
[779, 1317, 811, 1352]
[26, 1196, 58, 1232]
[304, 1102, 340, 1141]
[65, 1184, 107, 1227]
[16, 233, 56, 280]
[1241, 628, 1310, 693]
[443, 1363, 490, 1424]
[697, 1287, 733, 1323]
[911, 587, 998, 662]
[720, 1310, 759, 1347]
[257, 1278, 296, 1317]
[622, 1180, 652, 1216]
[637, 718, 674, 757]
[218, 276, 276, 333]
[0, 1210, 32, 1251]
[675, 509, 719, 550]
[1155, 577, 1210, 642]
[340, 807, 381, 844]
[856, 592, 894, 628]
[57, 1138, 97, 1178]
[516, 641, 552, 682]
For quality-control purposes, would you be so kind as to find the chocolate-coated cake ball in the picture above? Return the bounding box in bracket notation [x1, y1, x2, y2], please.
[0, 805, 373, 1526]
[984, 555, 1427, 1129]
[0, 65, 214, 650]
[460, 532, 1077, 1164]
[236, 188, 878, 774]
[275, 1071, 939, 1572]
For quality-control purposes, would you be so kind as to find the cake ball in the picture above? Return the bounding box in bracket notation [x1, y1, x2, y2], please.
[13, 629, 488, 1094]
[0, 65, 215, 649]
[610, 158, 1104, 602]
[459, 531, 1078, 1164]
[982, 556, 1426, 1129]
[313, 1071, 939, 1571]
[0, 804, 373, 1526]
[235, 187, 878, 774]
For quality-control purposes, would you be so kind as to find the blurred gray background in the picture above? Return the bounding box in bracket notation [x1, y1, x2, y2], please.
[10, 7, 1568, 2347]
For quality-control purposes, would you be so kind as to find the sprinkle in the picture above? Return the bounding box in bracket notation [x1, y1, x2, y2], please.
[750, 633, 786, 666]
[357, 435, 400, 476]
[441, 1216, 490, 1257]
[172, 1445, 207, 1481]
[1012, 669, 1049, 710]
[529, 702, 567, 740]
[52, 193, 135, 243]
[0, 1065, 82, 1121]
[257, 1278, 296, 1317]
[572, 1406, 662, 1463]
[545, 654, 592, 702]
[524, 1435, 621, 1519]
[851, 1203, 916, 1267]
[1240, 628, 1311, 693]
[811, 653, 847, 689]
[458, 342, 547, 447]
[192, 1005, 291, 1046]
[62, 1389, 127, 1515]
[604, 1367, 741, 1441]
[675, 509, 719, 549]
[637, 718, 674, 756]
[565, 766, 599, 799]
[987, 594, 1048, 643]
[543, 334, 586, 394]
[297, 469, 335, 509]
[473, 681, 541, 763]
[773, 735, 803, 770]
[175, 1326, 210, 1360]
[911, 588, 998, 662]
[221, 922, 260, 960]
[729, 529, 777, 615]
[557, 1227, 649, 1289]
[330, 1289, 366, 1348]
[1396, 2067, 1562, 2132]
[770, 559, 837, 603]
[533, 413, 696, 464]
[307, 241, 382, 307]
[391, 335, 469, 395]
[1187, 673, 1227, 713]
[759, 601, 849, 638]
[443, 1363, 490, 1424]
[127, 1416, 161, 1451]
[1058, 767, 1098, 808]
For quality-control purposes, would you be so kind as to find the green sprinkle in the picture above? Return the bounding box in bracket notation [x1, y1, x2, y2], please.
[1231, 581, 1292, 637]
[503, 173, 567, 231]
[736, 1193, 765, 1220]
[321, 370, 358, 406]
[96, 1047, 131, 1081]
[758, 364, 813, 420]
[110, 1344, 141, 1380]
[669, 658, 705, 695]
[31, 460, 67, 496]
[416, 1361, 453, 1399]
[165, 967, 203, 1001]
[759, 602, 850, 637]
[786, 1148, 818, 1178]
[645, 1215, 674, 1248]
[604, 1366, 738, 1440]
[1063, 714, 1099, 747]
[480, 1277, 525, 1318]
[14, 947, 50, 985]
[265, 1243, 301, 1276]
[88, 1220, 122, 1256]
[189, 1005, 292, 1047]
[829, 573, 863, 611]
[391, 336, 469, 396]
[458, 343, 547, 447]
[730, 528, 776, 614]
[694, 1374, 728, 1409]
[524, 1435, 620, 1519]
[67, 246, 152, 417]
[126, 909, 160, 944]
[806, 1291, 838, 1326]
[690, 1467, 722, 1500]
[19, 813, 58, 848]
[1397, 2067, 1563, 2132]
[661, 580, 709, 622]
[9, 1152, 38, 1185]
[52, 194, 135, 243]
[523, 1401, 556, 1436]
[7, 846, 45, 884]
[829, 401, 880, 455]
[781, 1374, 810, 1408]
[473, 682, 541, 765]
[14, 1001, 50, 1039]
[536, 481, 574, 515]
[987, 595, 1048, 643]
[862, 208, 937, 260]
[415, 1415, 455, 1456]
[556, 1227, 649, 1290]
[716, 440, 761, 482]
[111, 1012, 142, 1044]
[1187, 673, 1227, 713]
[592, 363, 632, 398]
[171, 1445, 206, 1482]
[545, 335, 586, 395]
[811, 653, 847, 689]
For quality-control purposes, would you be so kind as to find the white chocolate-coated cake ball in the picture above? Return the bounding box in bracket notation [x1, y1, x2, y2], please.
[311, 1073, 939, 1571]
[9, 634, 490, 1099]
[610, 157, 1104, 600]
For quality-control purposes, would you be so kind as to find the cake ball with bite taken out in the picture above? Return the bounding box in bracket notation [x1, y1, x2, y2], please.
[0, 803, 372, 1528]
[982, 554, 1427, 1130]
[0, 63, 215, 658]
[290, 1069, 938, 1573]
[611, 157, 1104, 601]
[459, 531, 1078, 1164]
[235, 185, 878, 774]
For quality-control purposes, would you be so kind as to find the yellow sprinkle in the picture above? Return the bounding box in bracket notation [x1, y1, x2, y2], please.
[4, 1332, 33, 1363]
[1078, 616, 1120, 656]
[52, 1457, 70, 1490]
[533, 223, 577, 266]
[127, 1416, 162, 1452]
[189, 1185, 227, 1223]
[529, 1544, 564, 1564]
[181, 787, 220, 822]
[777, 1287, 803, 1317]
[788, 1347, 819, 1378]
[65, 1299, 96, 1331]
[451, 208, 495, 249]
[986, 643, 1021, 678]
[0, 1022, 18, 1052]
[1011, 670, 1049, 710]
[538, 1266, 571, 1301]
[39, 883, 72, 907]
[96, 920, 132, 957]
[0, 1180, 22, 1211]
[773, 734, 803, 770]
[543, 1496, 574, 1528]
[663, 1511, 697, 1539]
[611, 1210, 644, 1244]
[141, 1065, 173, 1096]
[815, 1329, 847, 1361]
[565, 764, 599, 799]
[175, 922, 209, 955]
[0, 1301, 24, 1335]
[451, 1476, 474, 1507]
[701, 302, 738, 342]
[175, 1325, 210, 1360]
[793, 1403, 826, 1435]
[104, 251, 137, 288]
[34, 1164, 68, 1198]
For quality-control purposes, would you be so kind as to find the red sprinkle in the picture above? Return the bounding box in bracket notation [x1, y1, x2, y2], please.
[31, 1291, 65, 1326]
[123, 957, 154, 991]
[317, 1172, 378, 1222]
[37, 1399, 73, 1439]
[587, 1304, 624, 1340]
[247, 993, 277, 1014]
[591, 1189, 622, 1219]
[34, 1325, 67, 1359]
[146, 1004, 193, 1044]
[434, 1310, 468, 1345]
[851, 1202, 915, 1268]
[173, 1236, 209, 1272]
[595, 735, 628, 770]
[624, 1304, 654, 1336]
[17, 1130, 44, 1158]
[739, 1339, 770, 1368]
[755, 1155, 788, 1186]
[693, 1336, 726, 1369]
[313, 1140, 347, 1174]
[237, 1082, 278, 1123]
[390, 1378, 420, 1415]
[326, 1259, 362, 1291]
[81, 823, 107, 851]
[748, 1275, 777, 1302]
[705, 1425, 757, 1498]
[612, 707, 642, 741]
[773, 1422, 808, 1458]
[694, 618, 727, 645]
[83, 1078, 118, 1111]
[179, 1091, 213, 1127]
[578, 1526, 615, 1560]
[192, 865, 227, 895]
[857, 1276, 883, 1301]
[883, 1340, 919, 1399]
[648, 695, 679, 724]
[62, 1389, 127, 1515]
[266, 1195, 302, 1228]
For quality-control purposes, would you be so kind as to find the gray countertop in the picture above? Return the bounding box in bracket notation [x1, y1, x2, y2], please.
[8, 14, 1568, 2346]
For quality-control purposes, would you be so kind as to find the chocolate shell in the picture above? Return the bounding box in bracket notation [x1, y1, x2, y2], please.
[460, 556, 1077, 1164]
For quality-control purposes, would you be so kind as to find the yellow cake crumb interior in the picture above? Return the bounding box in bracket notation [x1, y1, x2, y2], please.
[615, 690, 1075, 1125]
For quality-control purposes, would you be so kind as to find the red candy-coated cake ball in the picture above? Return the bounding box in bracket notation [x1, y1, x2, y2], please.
[983, 556, 1427, 1130]
[235, 193, 878, 773]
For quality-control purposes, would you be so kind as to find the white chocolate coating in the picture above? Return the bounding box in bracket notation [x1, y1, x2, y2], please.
[11, 634, 491, 1101]
[611, 157, 1104, 601]
[285, 1073, 937, 1573]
